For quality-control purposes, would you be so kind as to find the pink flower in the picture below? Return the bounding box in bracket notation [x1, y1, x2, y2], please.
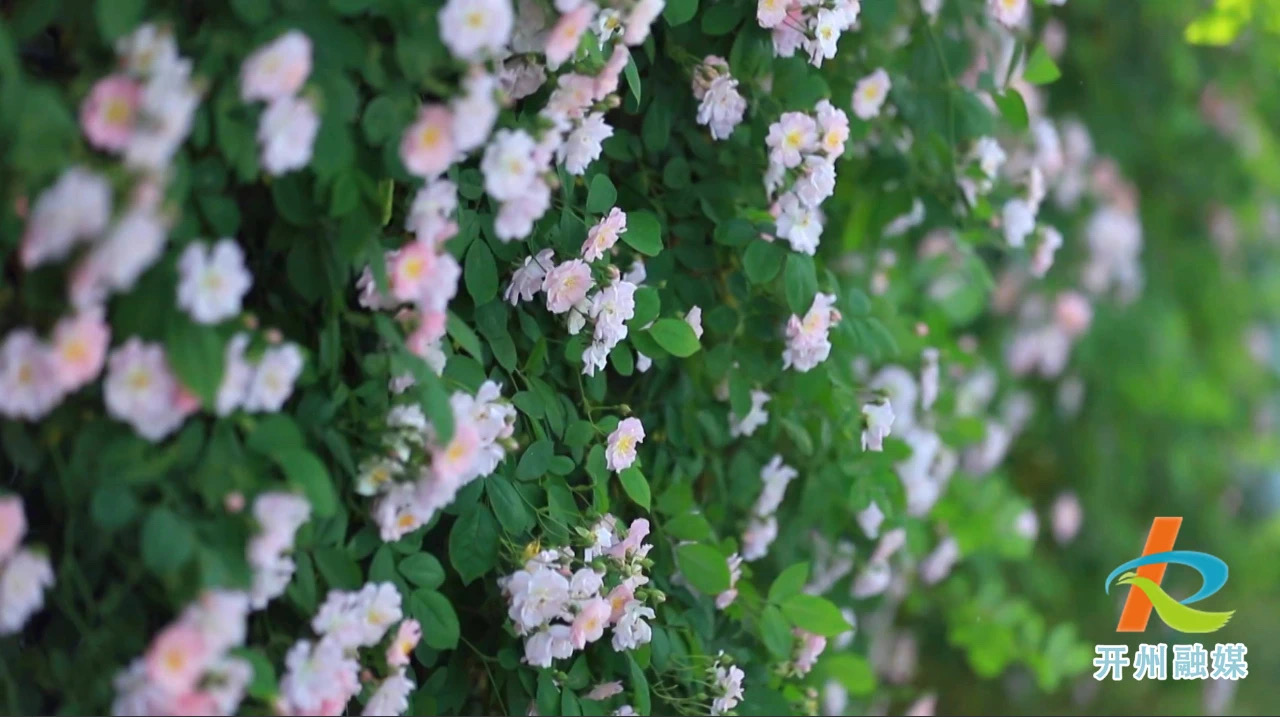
[386, 619, 422, 667]
[1055, 291, 1093, 338]
[400, 105, 456, 178]
[570, 597, 612, 649]
[145, 623, 211, 696]
[390, 242, 437, 303]
[543, 259, 595, 314]
[605, 417, 644, 472]
[432, 418, 481, 483]
[594, 45, 630, 100]
[582, 207, 627, 262]
[240, 31, 312, 102]
[47, 308, 108, 393]
[80, 74, 141, 152]
[546, 4, 597, 68]
[0, 495, 26, 562]
[791, 629, 827, 676]
[406, 310, 447, 357]
[170, 691, 218, 716]
[606, 583, 634, 623]
[608, 518, 650, 560]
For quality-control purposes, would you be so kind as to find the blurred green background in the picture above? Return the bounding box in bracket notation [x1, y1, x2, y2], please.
[919, 0, 1280, 713]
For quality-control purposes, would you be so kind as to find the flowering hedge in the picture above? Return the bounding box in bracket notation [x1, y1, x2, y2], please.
[0, 0, 1169, 714]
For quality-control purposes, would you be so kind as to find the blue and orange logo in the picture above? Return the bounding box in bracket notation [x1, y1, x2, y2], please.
[1104, 517, 1234, 633]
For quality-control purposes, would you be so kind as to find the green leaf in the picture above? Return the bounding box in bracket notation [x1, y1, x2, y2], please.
[823, 653, 876, 696]
[273, 449, 337, 517]
[95, 0, 143, 41]
[743, 240, 784, 284]
[165, 320, 226, 408]
[313, 547, 362, 590]
[91, 485, 138, 531]
[447, 311, 484, 359]
[586, 174, 617, 213]
[448, 505, 499, 584]
[663, 0, 698, 26]
[993, 90, 1029, 131]
[630, 287, 661, 328]
[624, 54, 642, 105]
[781, 594, 851, 636]
[760, 605, 794, 658]
[701, 2, 744, 34]
[465, 239, 498, 304]
[664, 512, 713, 542]
[675, 543, 731, 595]
[784, 252, 818, 314]
[648, 318, 701, 357]
[487, 475, 534, 533]
[369, 544, 398, 584]
[141, 508, 195, 573]
[623, 210, 664, 256]
[537, 672, 560, 716]
[1022, 46, 1061, 85]
[411, 588, 461, 650]
[517, 439, 554, 481]
[233, 647, 277, 700]
[399, 553, 445, 589]
[247, 414, 305, 454]
[628, 655, 652, 715]
[768, 562, 810, 604]
[618, 467, 651, 511]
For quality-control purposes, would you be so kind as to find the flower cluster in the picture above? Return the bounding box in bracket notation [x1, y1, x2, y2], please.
[0, 496, 54, 635]
[783, 292, 841, 372]
[766, 101, 848, 254]
[742, 455, 798, 561]
[362, 383, 517, 542]
[111, 591, 252, 716]
[240, 31, 319, 175]
[277, 582, 418, 716]
[709, 652, 746, 715]
[757, 0, 861, 67]
[247, 492, 311, 609]
[505, 206, 644, 376]
[499, 516, 660, 667]
[692, 56, 747, 141]
[606, 417, 646, 472]
[728, 389, 772, 438]
[860, 398, 895, 451]
[787, 629, 828, 677]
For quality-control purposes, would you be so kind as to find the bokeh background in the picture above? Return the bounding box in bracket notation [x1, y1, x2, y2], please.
[925, 0, 1280, 713]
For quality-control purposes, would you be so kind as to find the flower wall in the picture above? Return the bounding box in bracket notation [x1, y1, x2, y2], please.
[3, 0, 1278, 714]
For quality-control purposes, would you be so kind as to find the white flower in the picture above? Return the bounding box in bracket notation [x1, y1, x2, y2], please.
[851, 559, 891, 598]
[919, 537, 960, 585]
[240, 31, 312, 102]
[258, 94, 319, 175]
[569, 568, 604, 598]
[857, 502, 884, 539]
[590, 280, 637, 348]
[124, 58, 201, 172]
[506, 248, 555, 305]
[177, 239, 252, 324]
[103, 338, 190, 441]
[729, 389, 771, 437]
[0, 548, 54, 635]
[215, 333, 253, 416]
[622, 0, 664, 45]
[741, 515, 777, 562]
[921, 0, 943, 19]
[807, 9, 843, 66]
[494, 179, 552, 240]
[1002, 198, 1036, 248]
[861, 399, 895, 451]
[716, 553, 743, 609]
[757, 0, 788, 28]
[697, 75, 747, 141]
[710, 660, 745, 715]
[971, 136, 1006, 180]
[582, 208, 627, 262]
[20, 166, 112, 268]
[439, 0, 515, 60]
[363, 670, 415, 717]
[684, 306, 704, 340]
[766, 112, 818, 168]
[989, 0, 1027, 27]
[116, 23, 179, 76]
[783, 292, 840, 372]
[482, 129, 539, 201]
[356, 457, 403, 496]
[1030, 226, 1063, 278]
[243, 343, 304, 413]
[606, 417, 645, 472]
[0, 330, 62, 421]
[852, 68, 891, 120]
[776, 193, 824, 255]
[91, 207, 169, 296]
[406, 179, 459, 245]
[794, 155, 836, 208]
[1014, 508, 1039, 540]
[452, 70, 501, 153]
[920, 348, 940, 411]
[278, 639, 360, 715]
[543, 259, 595, 314]
[559, 112, 613, 175]
[754, 454, 797, 517]
[610, 600, 655, 651]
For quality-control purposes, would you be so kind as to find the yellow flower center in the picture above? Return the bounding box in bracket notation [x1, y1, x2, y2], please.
[164, 650, 187, 673]
[61, 338, 89, 365]
[398, 512, 416, 529]
[465, 10, 486, 29]
[16, 363, 33, 385]
[446, 438, 469, 462]
[785, 130, 802, 149]
[105, 98, 132, 126]
[402, 255, 426, 280]
[128, 369, 151, 391]
[615, 435, 634, 455]
[419, 124, 442, 150]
